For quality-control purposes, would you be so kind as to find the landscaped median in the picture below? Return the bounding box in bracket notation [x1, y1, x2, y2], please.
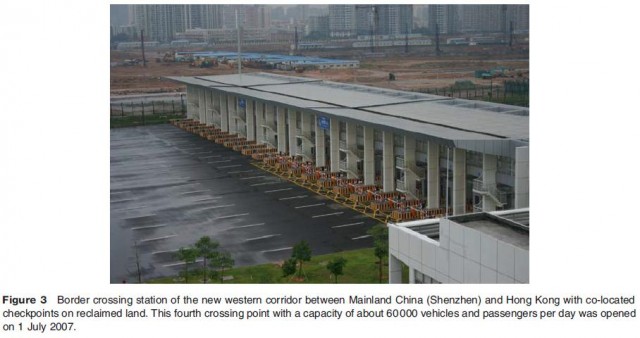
[148, 248, 394, 284]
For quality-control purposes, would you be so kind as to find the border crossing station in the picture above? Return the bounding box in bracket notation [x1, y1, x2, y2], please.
[166, 72, 529, 283]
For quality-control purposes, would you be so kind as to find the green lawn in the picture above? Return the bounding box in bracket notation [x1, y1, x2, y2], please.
[148, 248, 390, 284]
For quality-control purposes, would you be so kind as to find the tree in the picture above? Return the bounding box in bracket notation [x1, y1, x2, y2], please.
[368, 225, 389, 283]
[326, 257, 347, 283]
[215, 252, 235, 283]
[291, 240, 312, 278]
[281, 258, 297, 278]
[175, 247, 198, 283]
[195, 236, 219, 283]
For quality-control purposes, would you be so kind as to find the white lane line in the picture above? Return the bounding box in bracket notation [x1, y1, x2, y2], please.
[240, 176, 266, 180]
[180, 190, 208, 195]
[200, 155, 222, 159]
[219, 164, 242, 169]
[111, 198, 135, 203]
[311, 212, 344, 218]
[208, 160, 231, 164]
[228, 169, 254, 174]
[192, 196, 221, 202]
[251, 182, 279, 186]
[201, 204, 235, 210]
[163, 258, 203, 267]
[352, 235, 372, 240]
[245, 234, 280, 242]
[138, 234, 177, 243]
[124, 214, 157, 220]
[152, 249, 179, 255]
[114, 205, 148, 211]
[332, 221, 365, 229]
[131, 224, 167, 231]
[295, 203, 325, 209]
[178, 147, 202, 151]
[233, 223, 265, 229]
[261, 247, 293, 253]
[264, 188, 293, 193]
[279, 195, 308, 200]
[216, 213, 249, 219]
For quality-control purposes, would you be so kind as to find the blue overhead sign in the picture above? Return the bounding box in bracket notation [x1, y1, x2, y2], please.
[238, 98, 246, 109]
[318, 116, 330, 130]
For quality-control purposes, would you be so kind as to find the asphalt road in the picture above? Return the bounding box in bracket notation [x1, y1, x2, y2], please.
[110, 124, 380, 283]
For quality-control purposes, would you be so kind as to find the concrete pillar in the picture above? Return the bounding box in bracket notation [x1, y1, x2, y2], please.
[300, 111, 312, 160]
[388, 254, 403, 284]
[453, 148, 466, 215]
[288, 109, 297, 156]
[211, 91, 220, 128]
[515, 146, 529, 209]
[255, 101, 264, 144]
[363, 126, 375, 185]
[220, 93, 229, 132]
[409, 267, 416, 284]
[205, 89, 213, 126]
[246, 99, 255, 141]
[227, 95, 237, 133]
[427, 142, 440, 208]
[198, 88, 205, 122]
[186, 85, 195, 119]
[382, 130, 395, 192]
[346, 122, 358, 178]
[482, 154, 498, 212]
[329, 118, 340, 172]
[403, 135, 417, 195]
[315, 115, 326, 167]
[277, 107, 287, 153]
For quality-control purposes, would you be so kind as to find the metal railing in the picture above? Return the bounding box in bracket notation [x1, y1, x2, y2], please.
[395, 156, 405, 168]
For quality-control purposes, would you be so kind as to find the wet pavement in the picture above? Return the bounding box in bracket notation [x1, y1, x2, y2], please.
[110, 124, 379, 283]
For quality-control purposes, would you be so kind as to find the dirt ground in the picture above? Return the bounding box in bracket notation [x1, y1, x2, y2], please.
[110, 47, 529, 95]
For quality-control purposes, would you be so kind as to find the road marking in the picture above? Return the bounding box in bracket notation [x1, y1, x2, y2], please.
[124, 214, 157, 220]
[138, 234, 177, 243]
[251, 182, 279, 186]
[232, 223, 265, 229]
[279, 195, 308, 200]
[228, 169, 254, 174]
[208, 160, 231, 164]
[352, 235, 372, 240]
[216, 213, 249, 219]
[163, 258, 203, 267]
[264, 188, 293, 193]
[261, 247, 293, 253]
[192, 196, 221, 202]
[113, 205, 148, 211]
[295, 203, 325, 209]
[311, 212, 344, 218]
[332, 221, 365, 228]
[152, 249, 179, 255]
[199, 155, 222, 159]
[201, 204, 234, 210]
[111, 198, 135, 203]
[240, 176, 266, 180]
[245, 234, 280, 242]
[131, 224, 167, 231]
[180, 190, 208, 195]
[219, 164, 242, 169]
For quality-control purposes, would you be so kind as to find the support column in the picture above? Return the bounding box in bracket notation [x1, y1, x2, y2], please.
[453, 148, 466, 215]
[388, 254, 403, 284]
[220, 93, 229, 132]
[212, 91, 220, 128]
[409, 267, 416, 284]
[329, 118, 340, 172]
[205, 89, 213, 126]
[482, 154, 498, 212]
[315, 115, 326, 167]
[403, 135, 417, 195]
[246, 99, 255, 141]
[346, 122, 358, 178]
[515, 146, 529, 209]
[363, 126, 375, 185]
[277, 107, 287, 153]
[300, 111, 312, 160]
[382, 130, 395, 192]
[198, 88, 205, 122]
[227, 95, 237, 134]
[186, 85, 195, 119]
[255, 101, 264, 144]
[288, 109, 297, 156]
[427, 142, 440, 208]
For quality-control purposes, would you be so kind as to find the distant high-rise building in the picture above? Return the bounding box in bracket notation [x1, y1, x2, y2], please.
[428, 4, 457, 34]
[329, 5, 356, 38]
[506, 5, 529, 32]
[133, 4, 223, 42]
[307, 15, 329, 38]
[245, 5, 271, 29]
[354, 5, 413, 37]
[456, 4, 528, 34]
